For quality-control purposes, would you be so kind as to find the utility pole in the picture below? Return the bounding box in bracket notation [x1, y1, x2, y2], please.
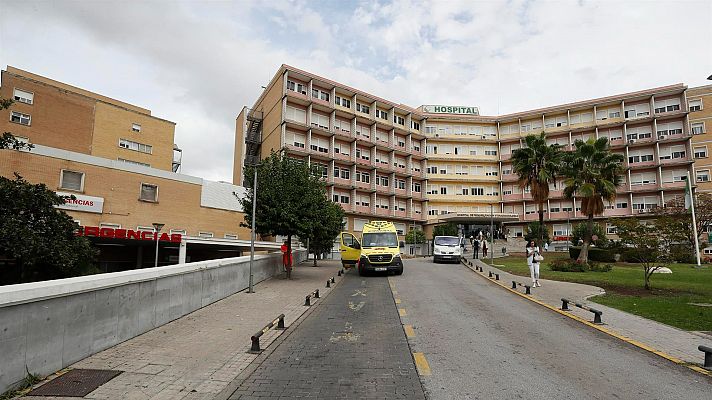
[490, 204, 494, 265]
[152, 222, 164, 268]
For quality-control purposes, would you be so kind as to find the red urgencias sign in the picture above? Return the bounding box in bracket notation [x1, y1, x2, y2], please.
[76, 226, 182, 243]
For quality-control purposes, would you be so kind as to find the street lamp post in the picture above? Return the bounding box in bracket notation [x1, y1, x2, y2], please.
[248, 166, 258, 293]
[152, 222, 165, 268]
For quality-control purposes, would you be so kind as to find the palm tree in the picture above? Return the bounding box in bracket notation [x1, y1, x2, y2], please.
[562, 137, 625, 263]
[511, 132, 563, 248]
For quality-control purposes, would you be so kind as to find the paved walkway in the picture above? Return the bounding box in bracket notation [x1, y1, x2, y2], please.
[467, 256, 712, 367]
[23, 261, 342, 400]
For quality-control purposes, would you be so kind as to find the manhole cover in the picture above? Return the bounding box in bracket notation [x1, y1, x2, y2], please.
[27, 369, 122, 397]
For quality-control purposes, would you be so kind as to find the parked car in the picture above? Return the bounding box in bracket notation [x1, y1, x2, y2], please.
[433, 236, 462, 263]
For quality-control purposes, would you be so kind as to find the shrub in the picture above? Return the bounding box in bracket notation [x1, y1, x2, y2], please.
[549, 259, 587, 272]
[588, 262, 614, 272]
[568, 246, 616, 262]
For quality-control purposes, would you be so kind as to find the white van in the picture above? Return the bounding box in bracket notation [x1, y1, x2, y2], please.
[433, 236, 462, 263]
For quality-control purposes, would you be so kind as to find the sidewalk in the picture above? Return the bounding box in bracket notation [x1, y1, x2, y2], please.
[23, 261, 342, 400]
[468, 257, 712, 367]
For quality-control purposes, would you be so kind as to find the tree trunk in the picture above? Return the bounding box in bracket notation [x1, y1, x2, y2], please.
[538, 202, 545, 249]
[577, 213, 595, 263]
[644, 268, 651, 290]
[313, 247, 318, 267]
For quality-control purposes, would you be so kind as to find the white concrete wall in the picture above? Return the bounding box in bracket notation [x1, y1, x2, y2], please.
[0, 250, 306, 393]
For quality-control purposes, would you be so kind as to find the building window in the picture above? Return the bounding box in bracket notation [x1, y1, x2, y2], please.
[697, 170, 710, 182]
[692, 122, 705, 135]
[689, 99, 703, 112]
[137, 226, 155, 233]
[170, 229, 187, 235]
[287, 80, 306, 95]
[376, 110, 388, 120]
[13, 88, 33, 104]
[139, 183, 158, 202]
[198, 232, 214, 238]
[224, 234, 238, 240]
[119, 138, 153, 154]
[99, 222, 121, 229]
[10, 111, 31, 125]
[131, 123, 141, 132]
[118, 158, 151, 167]
[312, 89, 329, 102]
[335, 96, 351, 108]
[60, 170, 84, 191]
[695, 146, 708, 159]
[356, 103, 370, 114]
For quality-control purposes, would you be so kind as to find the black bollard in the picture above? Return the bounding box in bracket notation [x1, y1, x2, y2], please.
[250, 336, 260, 352]
[315, 289, 320, 298]
[494, 273, 499, 281]
[338, 270, 342, 276]
[699, 345, 712, 369]
[304, 295, 311, 306]
[331, 276, 336, 283]
[512, 281, 517, 289]
[488, 271, 493, 278]
[326, 280, 331, 288]
[561, 298, 570, 311]
[277, 315, 286, 330]
[525, 285, 531, 295]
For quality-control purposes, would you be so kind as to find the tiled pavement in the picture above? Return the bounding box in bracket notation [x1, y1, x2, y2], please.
[228, 272, 426, 400]
[22, 261, 342, 400]
[469, 257, 712, 366]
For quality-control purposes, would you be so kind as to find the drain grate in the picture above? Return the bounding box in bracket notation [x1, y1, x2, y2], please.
[27, 369, 122, 397]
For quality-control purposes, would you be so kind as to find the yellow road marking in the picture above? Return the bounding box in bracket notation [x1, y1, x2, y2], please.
[413, 352, 431, 376]
[404, 325, 416, 338]
[392, 290, 398, 295]
[395, 298, 401, 304]
[398, 308, 407, 317]
[463, 264, 712, 378]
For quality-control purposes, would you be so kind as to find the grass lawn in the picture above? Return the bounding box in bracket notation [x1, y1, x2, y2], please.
[488, 253, 712, 331]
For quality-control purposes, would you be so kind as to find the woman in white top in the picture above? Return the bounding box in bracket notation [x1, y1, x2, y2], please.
[526, 240, 542, 287]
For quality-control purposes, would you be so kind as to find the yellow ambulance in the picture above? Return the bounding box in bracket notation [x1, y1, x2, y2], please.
[339, 221, 404, 276]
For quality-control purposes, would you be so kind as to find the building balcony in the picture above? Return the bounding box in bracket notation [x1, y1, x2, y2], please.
[524, 213, 539, 221]
[334, 152, 352, 162]
[630, 183, 658, 192]
[395, 210, 407, 218]
[659, 157, 693, 167]
[376, 186, 391, 195]
[395, 188, 407, 197]
[549, 211, 575, 220]
[500, 153, 511, 161]
[412, 192, 424, 200]
[660, 181, 686, 190]
[654, 109, 687, 121]
[657, 132, 689, 143]
[354, 205, 371, 214]
[604, 208, 630, 217]
[501, 174, 518, 182]
[376, 208, 390, 216]
[609, 137, 625, 148]
[286, 88, 309, 102]
[334, 129, 354, 140]
[628, 160, 657, 169]
[502, 193, 522, 201]
[355, 181, 371, 190]
[333, 177, 352, 187]
[285, 143, 308, 154]
[394, 166, 408, 175]
[356, 158, 372, 167]
[338, 203, 353, 213]
[626, 137, 655, 146]
[595, 117, 625, 129]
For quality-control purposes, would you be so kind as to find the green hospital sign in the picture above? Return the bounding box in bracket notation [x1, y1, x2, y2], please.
[423, 105, 480, 115]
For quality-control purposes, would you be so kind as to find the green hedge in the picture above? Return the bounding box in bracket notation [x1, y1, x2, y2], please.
[568, 246, 617, 262]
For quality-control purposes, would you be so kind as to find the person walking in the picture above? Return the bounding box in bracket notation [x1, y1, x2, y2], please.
[526, 240, 542, 287]
[482, 239, 488, 258]
[544, 241, 549, 252]
[280, 240, 293, 279]
[473, 238, 480, 259]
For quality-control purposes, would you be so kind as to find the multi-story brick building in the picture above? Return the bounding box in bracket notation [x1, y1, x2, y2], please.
[236, 65, 697, 240]
[688, 84, 712, 190]
[1, 66, 256, 273]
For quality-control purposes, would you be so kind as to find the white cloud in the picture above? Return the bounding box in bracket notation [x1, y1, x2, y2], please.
[1, 0, 710, 181]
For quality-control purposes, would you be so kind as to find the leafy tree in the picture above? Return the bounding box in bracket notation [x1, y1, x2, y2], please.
[655, 193, 712, 258]
[432, 223, 458, 238]
[511, 132, 563, 248]
[0, 174, 96, 284]
[1, 98, 34, 151]
[616, 218, 672, 290]
[405, 229, 425, 245]
[562, 138, 624, 263]
[570, 222, 608, 247]
[238, 150, 328, 267]
[303, 196, 345, 266]
[524, 221, 550, 244]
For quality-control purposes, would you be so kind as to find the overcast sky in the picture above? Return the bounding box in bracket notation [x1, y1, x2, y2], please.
[1, 0, 711, 182]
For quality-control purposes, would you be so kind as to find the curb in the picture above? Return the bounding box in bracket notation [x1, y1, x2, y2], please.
[462, 260, 712, 378]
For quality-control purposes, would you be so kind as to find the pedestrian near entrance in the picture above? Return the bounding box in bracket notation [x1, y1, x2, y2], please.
[526, 240, 542, 287]
[482, 240, 488, 258]
[544, 242, 549, 252]
[281, 241, 293, 279]
[473, 238, 480, 259]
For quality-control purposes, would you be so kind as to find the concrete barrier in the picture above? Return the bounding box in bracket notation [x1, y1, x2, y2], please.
[0, 250, 306, 393]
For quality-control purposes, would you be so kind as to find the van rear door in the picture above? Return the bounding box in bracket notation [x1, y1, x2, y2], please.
[339, 232, 361, 268]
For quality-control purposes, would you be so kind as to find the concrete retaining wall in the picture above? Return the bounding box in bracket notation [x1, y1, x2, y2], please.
[0, 250, 306, 393]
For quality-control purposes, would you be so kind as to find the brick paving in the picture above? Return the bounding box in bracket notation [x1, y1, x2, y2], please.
[469, 257, 712, 366]
[23, 261, 341, 400]
[228, 272, 426, 400]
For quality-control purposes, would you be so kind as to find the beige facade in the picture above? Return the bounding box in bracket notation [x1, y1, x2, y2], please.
[237, 64, 697, 240]
[688, 84, 712, 192]
[1, 66, 177, 171]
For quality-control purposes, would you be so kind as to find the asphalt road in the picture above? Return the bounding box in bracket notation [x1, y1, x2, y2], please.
[391, 257, 712, 400]
[228, 269, 426, 399]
